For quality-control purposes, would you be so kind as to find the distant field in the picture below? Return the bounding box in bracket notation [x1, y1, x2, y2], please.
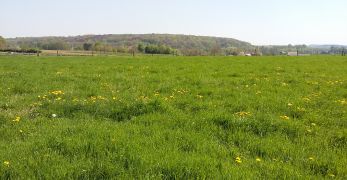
[0, 55, 346, 179]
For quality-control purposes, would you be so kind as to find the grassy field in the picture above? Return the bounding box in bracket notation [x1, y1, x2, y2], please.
[0, 55, 346, 179]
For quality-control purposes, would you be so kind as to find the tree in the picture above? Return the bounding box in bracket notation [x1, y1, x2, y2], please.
[94, 42, 102, 52]
[137, 44, 144, 53]
[210, 43, 221, 56]
[83, 43, 93, 51]
[0, 36, 6, 49]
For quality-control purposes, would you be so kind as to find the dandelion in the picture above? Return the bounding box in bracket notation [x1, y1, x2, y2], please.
[13, 116, 21, 122]
[328, 174, 335, 177]
[256, 158, 261, 162]
[235, 157, 242, 163]
[50, 90, 64, 95]
[3, 161, 9, 167]
[280, 115, 290, 120]
[235, 111, 252, 118]
[337, 99, 346, 105]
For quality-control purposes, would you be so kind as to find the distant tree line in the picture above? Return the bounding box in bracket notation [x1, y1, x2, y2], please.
[0, 48, 41, 53]
[141, 44, 172, 54]
[3, 34, 347, 56]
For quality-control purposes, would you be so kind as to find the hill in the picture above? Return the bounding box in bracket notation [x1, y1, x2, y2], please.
[5, 34, 254, 55]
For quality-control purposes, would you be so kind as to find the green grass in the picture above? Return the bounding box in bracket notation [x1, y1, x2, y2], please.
[0, 55, 346, 179]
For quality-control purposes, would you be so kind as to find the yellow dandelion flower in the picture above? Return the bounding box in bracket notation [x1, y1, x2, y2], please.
[281, 82, 288, 86]
[3, 161, 10, 167]
[328, 174, 335, 177]
[280, 115, 290, 120]
[13, 116, 21, 122]
[235, 111, 252, 118]
[196, 95, 203, 99]
[235, 157, 242, 163]
[256, 158, 261, 162]
[50, 90, 64, 95]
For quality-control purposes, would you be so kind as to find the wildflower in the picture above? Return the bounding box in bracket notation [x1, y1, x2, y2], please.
[235, 157, 242, 163]
[337, 99, 346, 105]
[235, 111, 252, 118]
[196, 95, 203, 99]
[50, 90, 64, 95]
[280, 115, 290, 120]
[52, 114, 57, 118]
[13, 116, 21, 122]
[256, 158, 261, 162]
[3, 161, 9, 167]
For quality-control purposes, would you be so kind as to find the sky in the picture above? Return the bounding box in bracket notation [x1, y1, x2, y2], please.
[1, 0, 346, 45]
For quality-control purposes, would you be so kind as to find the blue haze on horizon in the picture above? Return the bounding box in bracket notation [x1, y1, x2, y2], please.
[1, 0, 346, 45]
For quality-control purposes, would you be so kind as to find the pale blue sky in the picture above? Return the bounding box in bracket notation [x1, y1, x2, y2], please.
[1, 0, 346, 45]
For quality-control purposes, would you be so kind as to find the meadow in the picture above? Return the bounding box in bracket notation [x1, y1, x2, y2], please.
[0, 55, 346, 179]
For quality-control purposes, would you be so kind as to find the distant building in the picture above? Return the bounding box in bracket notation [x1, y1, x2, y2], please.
[287, 51, 298, 56]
